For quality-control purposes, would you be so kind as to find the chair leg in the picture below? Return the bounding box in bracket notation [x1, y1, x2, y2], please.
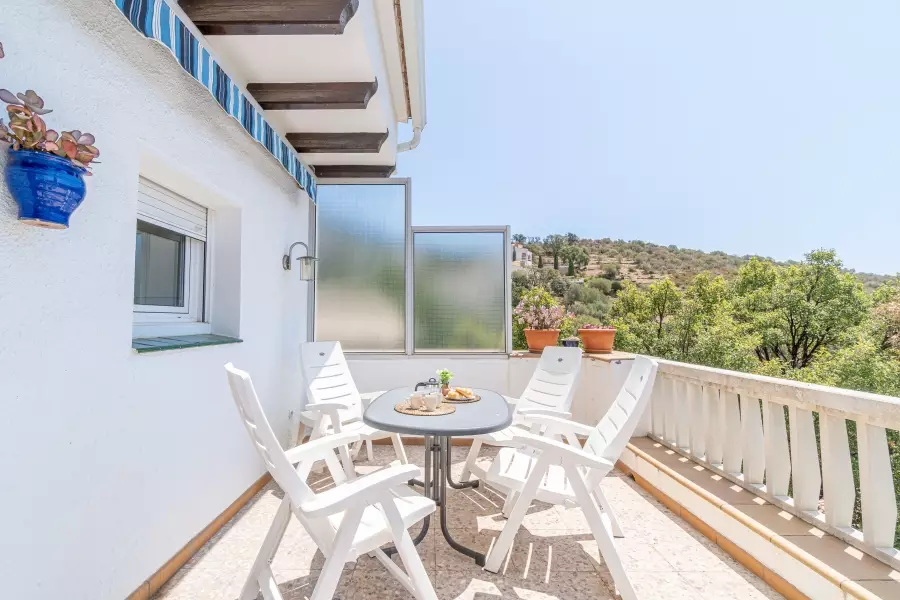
[366, 439, 375, 462]
[484, 455, 550, 573]
[501, 490, 519, 518]
[460, 438, 482, 481]
[594, 485, 624, 538]
[381, 494, 438, 600]
[308, 420, 326, 474]
[568, 470, 637, 600]
[351, 440, 363, 460]
[239, 496, 291, 600]
[390, 433, 408, 465]
[309, 506, 363, 600]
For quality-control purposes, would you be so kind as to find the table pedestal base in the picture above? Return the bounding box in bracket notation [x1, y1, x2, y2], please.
[385, 435, 484, 566]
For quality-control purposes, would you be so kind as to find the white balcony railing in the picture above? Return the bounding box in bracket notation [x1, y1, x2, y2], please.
[649, 358, 900, 569]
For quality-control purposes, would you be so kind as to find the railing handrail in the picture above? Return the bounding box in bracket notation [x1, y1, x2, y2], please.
[654, 357, 900, 428]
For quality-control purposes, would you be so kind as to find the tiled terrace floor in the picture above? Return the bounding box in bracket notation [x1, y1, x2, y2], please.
[154, 445, 782, 600]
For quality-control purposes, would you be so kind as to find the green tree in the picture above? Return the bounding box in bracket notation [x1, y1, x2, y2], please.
[560, 245, 590, 276]
[872, 278, 900, 351]
[512, 233, 526, 244]
[544, 234, 565, 270]
[565, 232, 579, 245]
[733, 250, 870, 369]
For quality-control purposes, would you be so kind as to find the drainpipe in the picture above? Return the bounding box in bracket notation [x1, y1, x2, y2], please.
[397, 126, 422, 153]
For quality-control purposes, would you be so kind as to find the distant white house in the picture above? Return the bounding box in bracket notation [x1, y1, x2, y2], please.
[511, 243, 533, 269]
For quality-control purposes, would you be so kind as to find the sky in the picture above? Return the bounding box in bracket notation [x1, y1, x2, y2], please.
[395, 1, 900, 276]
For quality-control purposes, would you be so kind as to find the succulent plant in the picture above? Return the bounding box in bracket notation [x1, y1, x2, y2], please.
[0, 88, 99, 172]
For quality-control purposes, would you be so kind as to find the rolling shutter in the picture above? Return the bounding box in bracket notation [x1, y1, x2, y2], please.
[137, 178, 208, 241]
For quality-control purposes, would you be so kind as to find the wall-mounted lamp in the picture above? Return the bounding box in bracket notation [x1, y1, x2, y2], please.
[283, 241, 318, 281]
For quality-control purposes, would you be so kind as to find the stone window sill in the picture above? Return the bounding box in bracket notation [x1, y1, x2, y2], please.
[132, 334, 243, 354]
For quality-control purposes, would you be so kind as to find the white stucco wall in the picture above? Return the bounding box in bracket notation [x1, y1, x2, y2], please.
[0, 2, 313, 598]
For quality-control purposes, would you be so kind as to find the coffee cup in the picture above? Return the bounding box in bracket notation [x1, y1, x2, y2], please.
[424, 392, 442, 411]
[408, 393, 424, 409]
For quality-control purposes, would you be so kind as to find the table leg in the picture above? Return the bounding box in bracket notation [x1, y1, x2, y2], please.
[437, 436, 486, 566]
[385, 436, 486, 565]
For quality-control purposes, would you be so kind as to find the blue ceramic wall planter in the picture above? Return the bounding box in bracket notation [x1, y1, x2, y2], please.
[4, 148, 88, 229]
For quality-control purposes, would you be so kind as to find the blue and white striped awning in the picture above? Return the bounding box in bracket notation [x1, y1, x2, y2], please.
[112, 0, 317, 202]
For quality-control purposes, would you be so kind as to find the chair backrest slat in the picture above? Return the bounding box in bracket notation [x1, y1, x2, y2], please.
[300, 342, 363, 423]
[516, 347, 583, 414]
[584, 357, 658, 463]
[225, 363, 337, 545]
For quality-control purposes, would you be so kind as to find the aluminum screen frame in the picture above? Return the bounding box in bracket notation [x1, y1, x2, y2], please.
[314, 179, 410, 353]
[410, 226, 511, 355]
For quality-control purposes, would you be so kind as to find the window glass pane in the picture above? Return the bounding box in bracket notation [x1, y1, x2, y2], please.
[134, 220, 185, 307]
[414, 232, 506, 352]
[316, 184, 406, 352]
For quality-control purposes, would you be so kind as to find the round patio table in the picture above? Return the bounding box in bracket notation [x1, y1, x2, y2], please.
[363, 387, 512, 566]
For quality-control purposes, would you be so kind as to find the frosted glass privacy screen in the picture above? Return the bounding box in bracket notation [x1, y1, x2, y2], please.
[414, 231, 506, 352]
[315, 183, 407, 352]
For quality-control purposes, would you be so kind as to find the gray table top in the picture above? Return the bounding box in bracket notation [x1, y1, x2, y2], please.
[363, 387, 512, 437]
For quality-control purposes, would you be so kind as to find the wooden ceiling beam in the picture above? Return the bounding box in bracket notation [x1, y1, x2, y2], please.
[247, 81, 378, 110]
[179, 0, 359, 35]
[287, 131, 389, 153]
[313, 164, 396, 178]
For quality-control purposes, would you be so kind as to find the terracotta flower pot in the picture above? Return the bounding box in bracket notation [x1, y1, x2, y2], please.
[441, 384, 450, 396]
[524, 329, 560, 353]
[578, 328, 617, 353]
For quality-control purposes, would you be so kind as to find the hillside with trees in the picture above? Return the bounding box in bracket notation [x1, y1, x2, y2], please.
[512, 234, 892, 291]
[512, 233, 900, 544]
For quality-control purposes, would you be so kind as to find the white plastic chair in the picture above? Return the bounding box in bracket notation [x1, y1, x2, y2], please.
[225, 363, 438, 600]
[299, 341, 408, 476]
[459, 346, 583, 483]
[482, 357, 658, 600]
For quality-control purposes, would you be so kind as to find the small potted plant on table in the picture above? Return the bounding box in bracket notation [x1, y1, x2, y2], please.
[1, 89, 100, 228]
[514, 287, 570, 353]
[436, 368, 454, 396]
[578, 323, 617, 354]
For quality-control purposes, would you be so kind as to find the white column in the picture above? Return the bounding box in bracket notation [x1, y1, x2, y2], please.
[788, 406, 822, 512]
[858, 422, 898, 549]
[688, 382, 706, 459]
[820, 414, 855, 529]
[740, 395, 765, 485]
[763, 400, 790, 498]
[722, 391, 742, 475]
[704, 386, 724, 468]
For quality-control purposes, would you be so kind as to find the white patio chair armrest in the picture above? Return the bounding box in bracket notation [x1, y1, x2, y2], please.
[516, 407, 573, 420]
[299, 464, 422, 518]
[284, 432, 360, 464]
[305, 401, 352, 414]
[511, 431, 614, 472]
[519, 414, 593, 436]
[359, 391, 384, 410]
[502, 395, 520, 407]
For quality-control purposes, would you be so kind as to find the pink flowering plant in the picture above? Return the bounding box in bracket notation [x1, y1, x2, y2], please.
[580, 323, 616, 330]
[513, 287, 571, 330]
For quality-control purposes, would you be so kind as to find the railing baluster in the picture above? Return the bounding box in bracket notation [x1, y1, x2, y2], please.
[689, 382, 706, 459]
[704, 386, 724, 468]
[820, 414, 855, 529]
[740, 395, 765, 485]
[722, 391, 742, 475]
[788, 406, 821, 512]
[764, 400, 790, 497]
[663, 377, 677, 444]
[858, 422, 898, 548]
[676, 380, 691, 451]
[651, 376, 665, 438]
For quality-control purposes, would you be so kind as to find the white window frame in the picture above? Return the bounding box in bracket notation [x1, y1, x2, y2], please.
[133, 178, 212, 338]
